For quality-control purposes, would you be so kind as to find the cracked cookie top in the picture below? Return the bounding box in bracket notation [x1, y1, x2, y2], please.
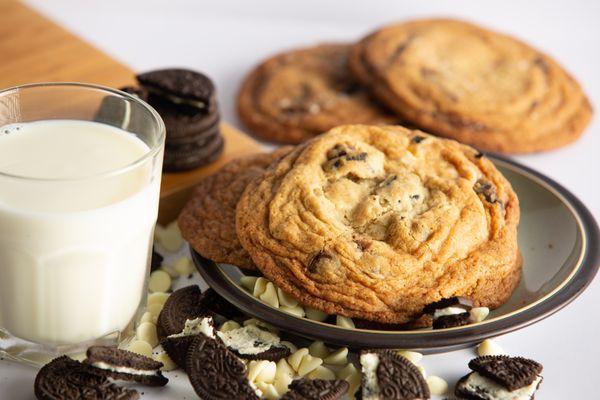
[236, 125, 520, 324]
[349, 19, 592, 154]
[237, 44, 398, 144]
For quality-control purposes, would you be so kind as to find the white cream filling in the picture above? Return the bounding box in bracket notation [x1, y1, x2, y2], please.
[168, 317, 215, 339]
[360, 353, 380, 400]
[91, 361, 156, 376]
[216, 324, 281, 355]
[433, 306, 469, 319]
[463, 372, 541, 400]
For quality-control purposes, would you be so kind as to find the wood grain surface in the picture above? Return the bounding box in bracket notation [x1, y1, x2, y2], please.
[0, 0, 262, 223]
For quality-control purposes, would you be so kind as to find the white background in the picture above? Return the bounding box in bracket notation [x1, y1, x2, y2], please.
[1, 1, 599, 398]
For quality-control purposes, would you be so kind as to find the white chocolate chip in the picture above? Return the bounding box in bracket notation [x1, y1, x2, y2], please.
[477, 339, 506, 356]
[219, 320, 242, 332]
[140, 311, 157, 324]
[156, 221, 183, 252]
[240, 276, 258, 292]
[324, 347, 348, 365]
[146, 303, 163, 319]
[275, 358, 294, 381]
[308, 365, 336, 380]
[173, 257, 194, 277]
[336, 315, 355, 329]
[248, 360, 276, 383]
[280, 305, 305, 318]
[136, 322, 159, 348]
[274, 373, 293, 396]
[337, 363, 361, 396]
[127, 340, 153, 357]
[297, 354, 323, 376]
[288, 348, 309, 371]
[147, 292, 170, 307]
[418, 365, 427, 378]
[154, 351, 177, 371]
[309, 341, 330, 359]
[279, 341, 298, 353]
[397, 350, 423, 365]
[253, 277, 269, 297]
[426, 375, 448, 395]
[276, 287, 298, 308]
[148, 270, 171, 293]
[160, 265, 179, 278]
[470, 307, 490, 323]
[305, 307, 328, 322]
[254, 382, 279, 400]
[259, 282, 280, 308]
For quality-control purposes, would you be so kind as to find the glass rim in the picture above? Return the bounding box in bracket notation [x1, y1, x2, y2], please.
[0, 82, 166, 182]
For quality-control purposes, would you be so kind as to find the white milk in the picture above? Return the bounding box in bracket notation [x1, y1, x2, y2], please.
[0, 120, 161, 345]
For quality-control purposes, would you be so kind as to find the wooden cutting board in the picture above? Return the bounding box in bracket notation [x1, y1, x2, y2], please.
[0, 0, 262, 224]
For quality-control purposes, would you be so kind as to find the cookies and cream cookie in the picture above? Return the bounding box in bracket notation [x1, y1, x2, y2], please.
[236, 125, 520, 324]
[349, 19, 592, 153]
[179, 147, 292, 270]
[238, 44, 398, 144]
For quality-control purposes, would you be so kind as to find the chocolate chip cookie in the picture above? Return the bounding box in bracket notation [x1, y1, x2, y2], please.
[236, 125, 521, 324]
[179, 147, 292, 270]
[238, 44, 398, 144]
[349, 19, 592, 153]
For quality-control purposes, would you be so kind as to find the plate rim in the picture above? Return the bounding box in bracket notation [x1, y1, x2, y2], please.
[193, 154, 599, 350]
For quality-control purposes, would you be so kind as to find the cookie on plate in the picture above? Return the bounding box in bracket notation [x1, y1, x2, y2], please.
[238, 44, 398, 144]
[236, 125, 521, 324]
[179, 147, 292, 270]
[349, 19, 592, 153]
[34, 356, 139, 400]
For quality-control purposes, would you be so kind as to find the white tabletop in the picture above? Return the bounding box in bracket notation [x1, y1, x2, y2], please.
[2, 0, 599, 398]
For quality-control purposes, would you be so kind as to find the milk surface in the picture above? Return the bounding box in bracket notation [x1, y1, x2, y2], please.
[0, 120, 161, 345]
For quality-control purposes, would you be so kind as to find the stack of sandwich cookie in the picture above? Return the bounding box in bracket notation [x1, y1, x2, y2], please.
[124, 68, 224, 171]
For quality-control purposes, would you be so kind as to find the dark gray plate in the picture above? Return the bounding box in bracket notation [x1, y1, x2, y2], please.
[192, 155, 599, 353]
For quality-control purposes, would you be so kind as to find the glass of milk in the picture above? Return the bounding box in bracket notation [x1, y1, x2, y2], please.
[0, 83, 165, 365]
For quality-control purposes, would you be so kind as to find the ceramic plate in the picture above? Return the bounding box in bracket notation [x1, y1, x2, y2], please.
[193, 155, 599, 353]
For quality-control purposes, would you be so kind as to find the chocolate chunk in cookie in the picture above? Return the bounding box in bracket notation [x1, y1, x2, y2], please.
[35, 356, 139, 400]
[162, 316, 216, 368]
[360, 349, 430, 399]
[85, 346, 168, 386]
[157, 285, 208, 340]
[216, 324, 290, 361]
[469, 355, 543, 392]
[281, 378, 349, 400]
[186, 335, 259, 400]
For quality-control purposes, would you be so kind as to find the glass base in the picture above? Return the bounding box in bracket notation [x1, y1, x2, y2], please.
[0, 319, 136, 367]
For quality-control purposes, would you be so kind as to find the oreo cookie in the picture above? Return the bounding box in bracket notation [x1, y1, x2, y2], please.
[199, 288, 245, 320]
[34, 356, 139, 400]
[134, 68, 224, 172]
[432, 312, 471, 329]
[280, 378, 349, 400]
[186, 334, 259, 400]
[157, 285, 208, 340]
[360, 349, 430, 400]
[162, 316, 216, 368]
[422, 296, 473, 315]
[216, 324, 290, 361]
[85, 346, 168, 386]
[469, 355, 543, 391]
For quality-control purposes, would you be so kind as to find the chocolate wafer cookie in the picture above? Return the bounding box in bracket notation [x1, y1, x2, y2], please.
[238, 44, 398, 144]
